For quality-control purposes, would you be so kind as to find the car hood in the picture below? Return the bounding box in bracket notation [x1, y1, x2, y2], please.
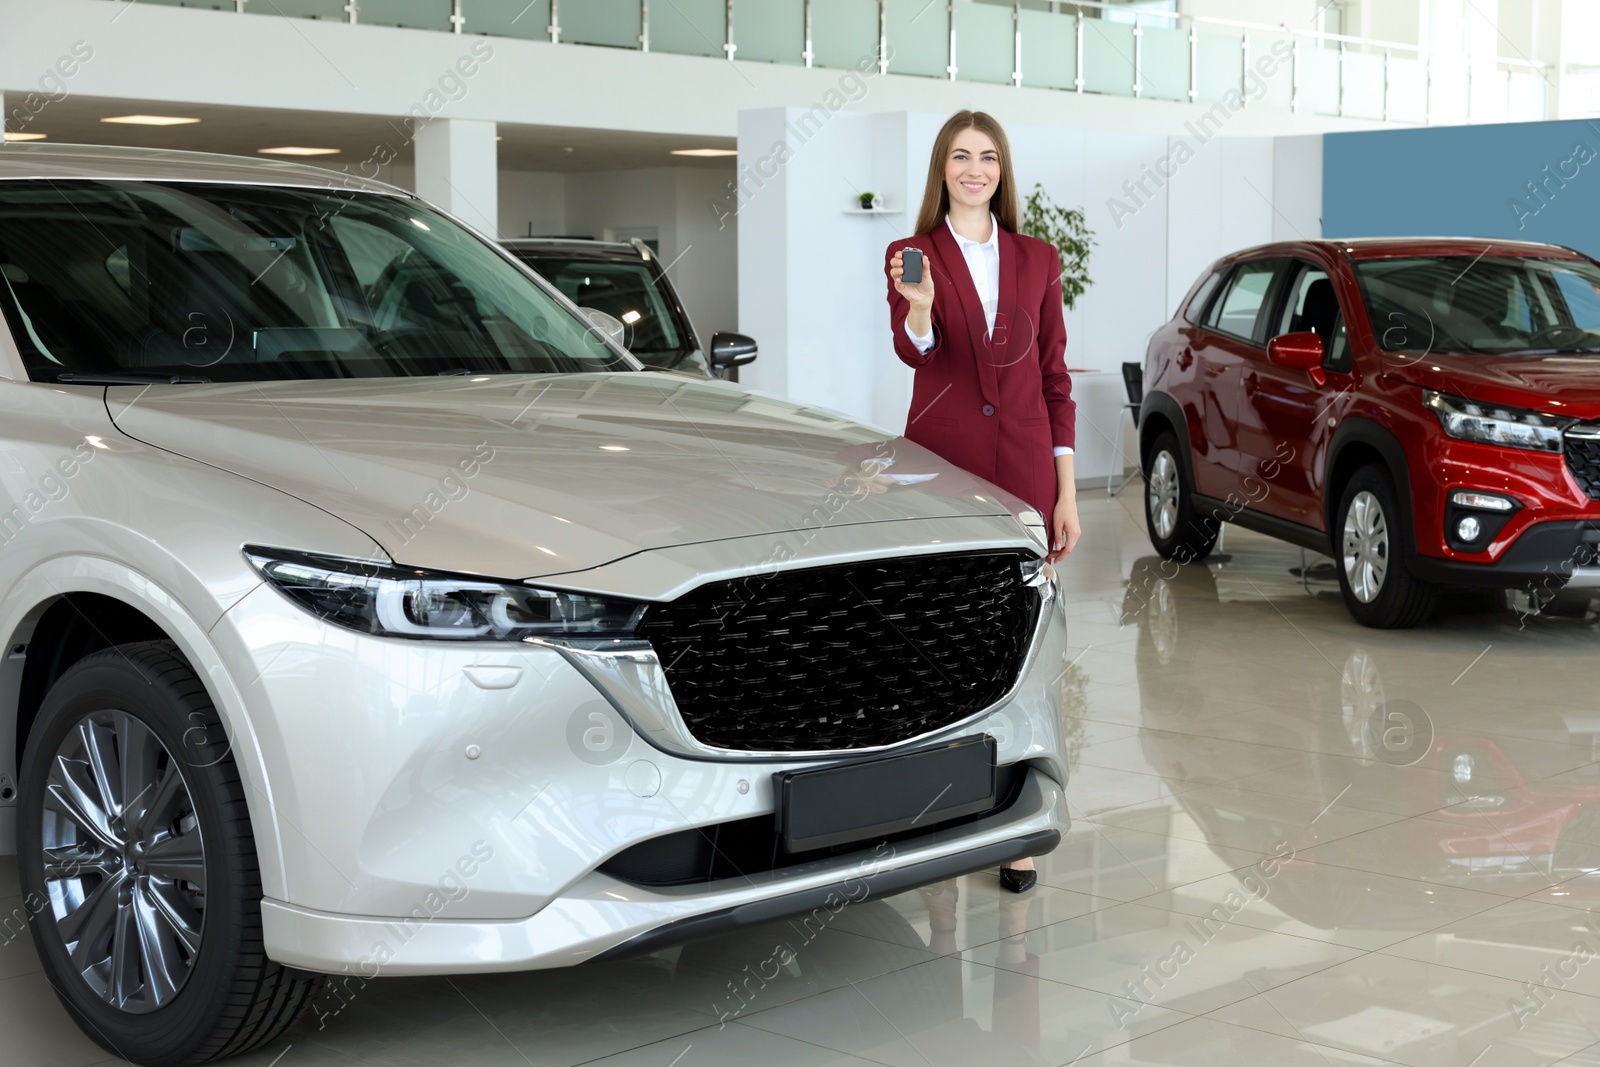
[1389, 352, 1600, 419]
[106, 374, 1016, 580]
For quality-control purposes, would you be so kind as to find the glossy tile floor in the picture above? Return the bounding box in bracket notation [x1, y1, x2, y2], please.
[7, 491, 1600, 1066]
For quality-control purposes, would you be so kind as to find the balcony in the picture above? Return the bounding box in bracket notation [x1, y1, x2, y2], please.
[110, 0, 1551, 125]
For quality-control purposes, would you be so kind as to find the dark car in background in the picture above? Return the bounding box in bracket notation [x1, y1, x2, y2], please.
[502, 237, 756, 378]
[1140, 237, 1600, 628]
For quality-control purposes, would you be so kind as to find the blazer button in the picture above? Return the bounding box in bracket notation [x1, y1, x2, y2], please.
[981, 404, 995, 416]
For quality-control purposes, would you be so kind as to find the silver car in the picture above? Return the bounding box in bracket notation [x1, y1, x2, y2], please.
[0, 144, 1068, 1065]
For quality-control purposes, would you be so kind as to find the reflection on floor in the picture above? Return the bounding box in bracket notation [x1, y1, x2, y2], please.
[7, 492, 1600, 1065]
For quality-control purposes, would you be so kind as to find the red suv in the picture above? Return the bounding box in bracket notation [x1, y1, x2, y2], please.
[1140, 238, 1600, 628]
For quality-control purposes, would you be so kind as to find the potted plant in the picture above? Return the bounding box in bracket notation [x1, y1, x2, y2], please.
[858, 191, 880, 211]
[1020, 182, 1095, 308]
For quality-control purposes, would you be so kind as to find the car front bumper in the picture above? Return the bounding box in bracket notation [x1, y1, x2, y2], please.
[1409, 518, 1600, 589]
[209, 525, 1070, 974]
[260, 769, 1064, 975]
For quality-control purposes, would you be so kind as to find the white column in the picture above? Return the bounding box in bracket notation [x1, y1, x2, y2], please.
[412, 118, 499, 238]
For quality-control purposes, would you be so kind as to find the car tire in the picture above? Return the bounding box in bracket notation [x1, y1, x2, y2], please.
[1143, 431, 1219, 563]
[1334, 466, 1438, 629]
[18, 640, 320, 1066]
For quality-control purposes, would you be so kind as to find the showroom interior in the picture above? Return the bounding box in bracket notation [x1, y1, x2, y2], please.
[5, 0, 1600, 1064]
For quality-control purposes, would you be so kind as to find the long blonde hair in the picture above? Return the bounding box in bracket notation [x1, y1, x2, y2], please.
[914, 110, 1019, 236]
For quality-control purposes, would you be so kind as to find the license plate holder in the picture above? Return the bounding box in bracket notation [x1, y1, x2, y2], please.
[775, 735, 998, 853]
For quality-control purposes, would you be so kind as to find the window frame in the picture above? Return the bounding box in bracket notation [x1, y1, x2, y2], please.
[1182, 268, 1226, 325]
[1202, 258, 1282, 345]
[1268, 257, 1353, 374]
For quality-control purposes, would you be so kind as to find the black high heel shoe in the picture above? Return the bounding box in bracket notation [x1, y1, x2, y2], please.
[998, 866, 1037, 893]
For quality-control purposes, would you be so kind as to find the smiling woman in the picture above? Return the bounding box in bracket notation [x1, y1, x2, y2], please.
[0, 180, 635, 382]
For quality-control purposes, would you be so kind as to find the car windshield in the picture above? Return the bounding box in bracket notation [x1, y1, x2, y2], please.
[510, 252, 695, 369]
[0, 180, 636, 382]
[1356, 254, 1600, 355]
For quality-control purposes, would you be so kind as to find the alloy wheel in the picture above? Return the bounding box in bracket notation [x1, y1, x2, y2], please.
[40, 709, 206, 1014]
[1148, 450, 1179, 541]
[1341, 490, 1389, 604]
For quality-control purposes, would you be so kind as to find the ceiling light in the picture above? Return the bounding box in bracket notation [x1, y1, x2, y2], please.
[671, 148, 737, 157]
[2, 132, 47, 141]
[101, 114, 200, 126]
[600, 445, 630, 452]
[258, 146, 340, 156]
[620, 310, 641, 324]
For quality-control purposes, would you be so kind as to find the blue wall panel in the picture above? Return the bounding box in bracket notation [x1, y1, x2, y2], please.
[1323, 119, 1600, 260]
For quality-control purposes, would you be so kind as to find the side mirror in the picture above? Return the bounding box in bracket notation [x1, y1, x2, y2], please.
[1267, 331, 1326, 386]
[578, 306, 626, 346]
[709, 331, 758, 369]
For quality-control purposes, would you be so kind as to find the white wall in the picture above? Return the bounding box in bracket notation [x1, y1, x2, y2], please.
[1271, 135, 1324, 240]
[499, 171, 567, 238]
[669, 167, 742, 340]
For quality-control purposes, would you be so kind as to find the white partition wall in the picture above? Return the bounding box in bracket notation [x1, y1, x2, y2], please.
[736, 109, 1320, 486]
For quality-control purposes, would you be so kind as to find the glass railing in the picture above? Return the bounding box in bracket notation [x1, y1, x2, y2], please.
[118, 0, 1551, 124]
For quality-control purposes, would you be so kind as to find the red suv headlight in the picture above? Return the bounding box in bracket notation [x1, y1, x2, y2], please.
[1424, 389, 1571, 452]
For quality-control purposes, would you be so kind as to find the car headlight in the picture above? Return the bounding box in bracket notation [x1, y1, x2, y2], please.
[1424, 390, 1570, 452]
[244, 546, 646, 641]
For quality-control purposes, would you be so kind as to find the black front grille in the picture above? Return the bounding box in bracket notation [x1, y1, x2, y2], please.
[1565, 425, 1600, 500]
[637, 551, 1039, 752]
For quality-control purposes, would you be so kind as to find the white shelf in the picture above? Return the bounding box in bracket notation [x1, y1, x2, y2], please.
[844, 207, 902, 215]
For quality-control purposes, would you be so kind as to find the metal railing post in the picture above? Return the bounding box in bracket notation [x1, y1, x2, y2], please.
[1013, 2, 1022, 88]
[1239, 32, 1248, 105]
[344, 1, 358, 24]
[1383, 46, 1390, 120]
[1074, 11, 1084, 92]
[1188, 21, 1197, 102]
[550, 0, 560, 44]
[880, 0, 890, 76]
[724, 0, 735, 59]
[640, 0, 649, 50]
[1290, 34, 1300, 111]
[1337, 39, 1346, 117]
[803, 0, 812, 67]
[946, 1, 957, 81]
[1132, 15, 1143, 97]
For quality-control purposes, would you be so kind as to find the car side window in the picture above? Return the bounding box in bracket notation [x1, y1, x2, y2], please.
[1183, 269, 1225, 324]
[1276, 261, 1352, 372]
[1205, 261, 1278, 343]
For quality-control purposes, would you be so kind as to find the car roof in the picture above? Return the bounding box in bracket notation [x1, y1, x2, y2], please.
[1223, 236, 1587, 263]
[0, 142, 404, 195]
[500, 238, 649, 264]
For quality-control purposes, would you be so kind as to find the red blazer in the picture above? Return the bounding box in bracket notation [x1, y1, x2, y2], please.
[884, 224, 1076, 517]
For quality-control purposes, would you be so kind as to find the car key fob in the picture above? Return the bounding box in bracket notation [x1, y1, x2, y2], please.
[901, 247, 923, 285]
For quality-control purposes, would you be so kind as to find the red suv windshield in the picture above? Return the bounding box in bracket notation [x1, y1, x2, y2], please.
[1355, 255, 1600, 356]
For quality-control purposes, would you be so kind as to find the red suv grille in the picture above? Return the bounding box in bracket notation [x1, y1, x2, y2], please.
[1565, 426, 1600, 501]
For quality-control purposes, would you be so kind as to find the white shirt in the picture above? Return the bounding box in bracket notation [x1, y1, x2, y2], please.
[904, 214, 1073, 456]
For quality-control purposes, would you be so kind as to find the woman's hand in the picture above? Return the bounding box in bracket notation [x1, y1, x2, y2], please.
[890, 247, 935, 341]
[1049, 491, 1081, 563]
[889, 248, 935, 308]
[1049, 453, 1080, 563]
